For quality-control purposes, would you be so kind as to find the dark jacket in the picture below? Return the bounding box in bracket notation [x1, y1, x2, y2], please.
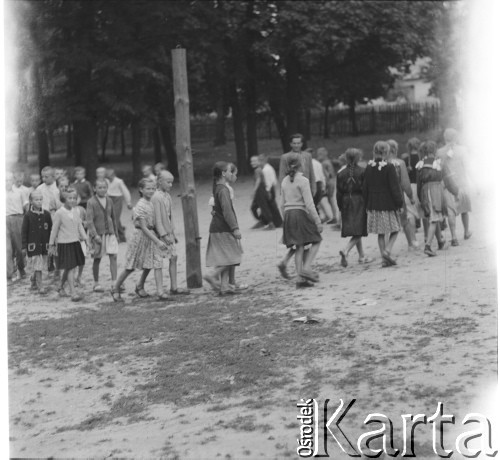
[336, 164, 365, 211]
[209, 184, 239, 233]
[86, 195, 118, 239]
[21, 208, 52, 256]
[362, 160, 403, 211]
[416, 158, 459, 203]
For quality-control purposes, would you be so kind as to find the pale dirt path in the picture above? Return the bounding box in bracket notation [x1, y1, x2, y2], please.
[8, 178, 497, 459]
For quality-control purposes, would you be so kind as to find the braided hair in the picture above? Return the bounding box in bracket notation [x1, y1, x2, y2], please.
[212, 161, 228, 196]
[285, 153, 301, 183]
[345, 148, 361, 184]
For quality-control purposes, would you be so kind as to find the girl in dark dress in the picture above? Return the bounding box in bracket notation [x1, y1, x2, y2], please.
[363, 141, 404, 267]
[336, 148, 372, 267]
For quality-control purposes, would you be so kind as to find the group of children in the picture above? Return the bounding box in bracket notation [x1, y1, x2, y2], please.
[7, 128, 472, 297]
[8, 162, 189, 301]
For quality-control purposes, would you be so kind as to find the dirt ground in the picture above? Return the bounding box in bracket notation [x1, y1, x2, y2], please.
[7, 175, 498, 459]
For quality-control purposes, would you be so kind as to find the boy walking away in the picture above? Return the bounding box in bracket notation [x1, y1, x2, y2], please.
[152, 171, 190, 295]
[259, 154, 282, 229]
[87, 179, 119, 293]
[6, 173, 27, 281]
[22, 190, 52, 294]
[105, 168, 132, 243]
[72, 166, 93, 209]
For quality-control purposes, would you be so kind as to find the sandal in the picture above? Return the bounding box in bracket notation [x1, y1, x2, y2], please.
[277, 263, 290, 280]
[170, 287, 190, 295]
[339, 250, 348, 268]
[219, 289, 238, 296]
[58, 287, 69, 297]
[451, 239, 459, 247]
[382, 252, 397, 266]
[358, 257, 374, 264]
[299, 270, 319, 283]
[230, 283, 249, 291]
[296, 280, 314, 289]
[135, 285, 150, 298]
[93, 284, 105, 293]
[71, 294, 83, 302]
[110, 288, 123, 302]
[157, 293, 172, 301]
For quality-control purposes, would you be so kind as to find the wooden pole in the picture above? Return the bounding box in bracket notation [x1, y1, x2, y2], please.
[171, 48, 202, 288]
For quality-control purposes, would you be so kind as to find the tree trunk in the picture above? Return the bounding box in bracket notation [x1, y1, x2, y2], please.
[73, 123, 82, 165]
[323, 101, 331, 138]
[17, 129, 29, 163]
[74, 119, 98, 182]
[66, 124, 73, 158]
[100, 122, 109, 161]
[348, 94, 358, 136]
[213, 99, 227, 146]
[228, 80, 247, 173]
[285, 53, 301, 136]
[268, 88, 288, 152]
[131, 119, 142, 185]
[245, 56, 258, 163]
[111, 125, 118, 151]
[36, 127, 50, 169]
[159, 113, 179, 176]
[48, 130, 55, 155]
[120, 125, 126, 156]
[153, 126, 163, 164]
[304, 109, 311, 141]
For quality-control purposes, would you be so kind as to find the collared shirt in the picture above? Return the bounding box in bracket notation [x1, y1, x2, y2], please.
[13, 185, 31, 207]
[37, 182, 61, 213]
[106, 177, 132, 204]
[262, 163, 278, 192]
[6, 188, 25, 215]
[312, 159, 326, 186]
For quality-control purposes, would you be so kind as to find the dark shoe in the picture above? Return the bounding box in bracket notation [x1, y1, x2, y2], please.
[424, 245, 437, 257]
[135, 285, 150, 298]
[110, 288, 123, 302]
[464, 232, 472, 240]
[339, 250, 348, 268]
[382, 252, 397, 266]
[71, 294, 83, 302]
[296, 280, 314, 289]
[381, 260, 390, 268]
[437, 239, 447, 250]
[451, 239, 459, 247]
[19, 270, 27, 279]
[219, 289, 238, 296]
[440, 220, 448, 231]
[263, 223, 276, 230]
[251, 222, 265, 229]
[30, 275, 37, 290]
[170, 288, 190, 295]
[277, 263, 290, 280]
[299, 270, 319, 283]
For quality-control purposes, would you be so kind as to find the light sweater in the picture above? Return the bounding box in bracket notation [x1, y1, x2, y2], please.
[106, 177, 132, 204]
[280, 172, 321, 225]
[37, 182, 61, 213]
[151, 190, 175, 239]
[49, 206, 86, 244]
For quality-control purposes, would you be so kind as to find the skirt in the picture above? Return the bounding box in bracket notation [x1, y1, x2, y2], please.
[28, 254, 48, 272]
[206, 232, 243, 267]
[367, 210, 401, 234]
[445, 189, 472, 215]
[125, 229, 163, 270]
[57, 242, 85, 270]
[282, 209, 322, 248]
[90, 234, 119, 259]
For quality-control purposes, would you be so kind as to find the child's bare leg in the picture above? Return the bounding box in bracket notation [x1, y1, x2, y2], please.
[154, 268, 163, 295]
[60, 269, 69, 291]
[294, 246, 305, 280]
[92, 258, 101, 283]
[385, 231, 399, 254]
[403, 217, 416, 247]
[344, 237, 358, 256]
[355, 238, 364, 258]
[35, 270, 43, 290]
[109, 255, 117, 281]
[435, 224, 443, 244]
[228, 266, 236, 285]
[137, 269, 150, 290]
[461, 212, 470, 236]
[303, 242, 321, 272]
[377, 234, 386, 258]
[426, 223, 437, 246]
[280, 248, 295, 268]
[423, 218, 429, 242]
[76, 265, 83, 283]
[66, 268, 76, 296]
[220, 268, 230, 291]
[114, 269, 134, 291]
[448, 212, 458, 241]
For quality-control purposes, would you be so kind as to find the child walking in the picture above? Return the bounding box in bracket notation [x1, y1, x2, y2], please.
[22, 190, 52, 294]
[362, 141, 403, 267]
[111, 179, 169, 301]
[86, 179, 120, 292]
[336, 148, 372, 267]
[49, 188, 87, 301]
[280, 153, 323, 288]
[203, 162, 243, 295]
[416, 140, 457, 256]
[152, 171, 190, 296]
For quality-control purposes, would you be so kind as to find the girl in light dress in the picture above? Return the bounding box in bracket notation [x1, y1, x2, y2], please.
[111, 179, 169, 301]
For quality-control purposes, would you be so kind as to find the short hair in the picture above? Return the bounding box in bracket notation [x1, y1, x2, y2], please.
[60, 186, 78, 203]
[105, 168, 114, 175]
[289, 133, 304, 144]
[94, 178, 108, 188]
[154, 162, 166, 170]
[29, 190, 43, 201]
[142, 164, 153, 172]
[158, 170, 174, 181]
[444, 128, 458, 143]
[13, 171, 24, 179]
[30, 173, 41, 180]
[406, 137, 421, 152]
[96, 167, 106, 174]
[74, 166, 86, 174]
[229, 163, 238, 173]
[41, 166, 54, 176]
[138, 178, 155, 191]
